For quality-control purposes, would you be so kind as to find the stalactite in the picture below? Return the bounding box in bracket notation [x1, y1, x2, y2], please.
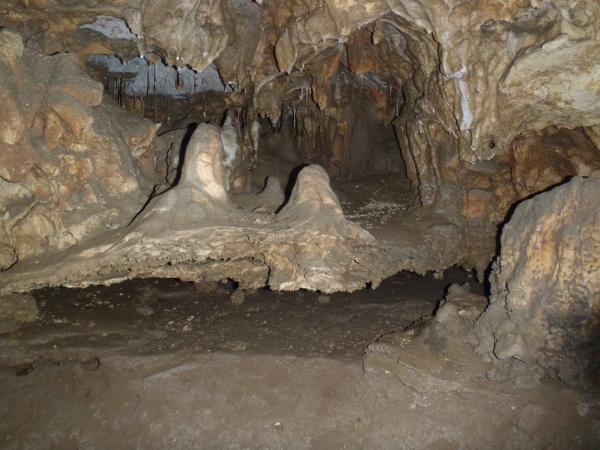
[122, 79, 127, 108]
[293, 102, 296, 131]
[153, 63, 157, 96]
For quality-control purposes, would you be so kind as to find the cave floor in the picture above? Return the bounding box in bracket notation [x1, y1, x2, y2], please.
[332, 174, 417, 236]
[0, 270, 597, 449]
[331, 174, 473, 274]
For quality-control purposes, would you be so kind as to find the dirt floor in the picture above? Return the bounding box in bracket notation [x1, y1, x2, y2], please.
[333, 174, 416, 234]
[0, 269, 599, 449]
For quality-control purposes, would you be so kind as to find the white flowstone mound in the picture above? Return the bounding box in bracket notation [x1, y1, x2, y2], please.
[0, 124, 387, 295]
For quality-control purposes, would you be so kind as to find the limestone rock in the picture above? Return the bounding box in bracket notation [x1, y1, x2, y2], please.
[0, 124, 386, 295]
[0, 33, 152, 268]
[1, 0, 600, 296]
[49, 94, 95, 141]
[0, 93, 25, 147]
[0, 30, 23, 72]
[363, 284, 490, 395]
[501, 38, 600, 133]
[419, 283, 487, 352]
[476, 177, 600, 386]
[253, 177, 285, 213]
[368, 177, 600, 389]
[153, 128, 189, 184]
[134, 0, 229, 70]
[49, 53, 104, 107]
[0, 177, 34, 269]
[229, 289, 246, 305]
[232, 176, 285, 214]
[509, 128, 600, 198]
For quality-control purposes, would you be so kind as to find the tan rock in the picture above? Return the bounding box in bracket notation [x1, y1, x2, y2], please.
[136, 0, 229, 69]
[0, 30, 23, 71]
[229, 289, 245, 305]
[510, 128, 600, 198]
[43, 111, 65, 150]
[0, 125, 385, 295]
[0, 33, 154, 266]
[49, 54, 104, 107]
[121, 119, 160, 158]
[274, 28, 296, 74]
[463, 189, 495, 220]
[476, 177, 600, 386]
[0, 242, 16, 271]
[0, 87, 25, 145]
[49, 94, 93, 141]
[50, 77, 104, 108]
[1, 1, 600, 302]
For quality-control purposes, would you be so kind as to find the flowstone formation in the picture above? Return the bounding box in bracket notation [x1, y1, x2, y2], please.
[0, 30, 158, 272]
[0, 28, 384, 294]
[476, 176, 600, 386]
[366, 177, 600, 388]
[0, 122, 387, 295]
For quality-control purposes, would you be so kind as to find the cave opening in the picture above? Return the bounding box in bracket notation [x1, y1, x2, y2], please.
[1, 1, 600, 447]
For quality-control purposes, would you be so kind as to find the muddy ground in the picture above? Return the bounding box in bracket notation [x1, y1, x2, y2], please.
[0, 269, 598, 449]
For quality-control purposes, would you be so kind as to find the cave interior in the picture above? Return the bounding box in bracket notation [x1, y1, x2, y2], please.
[0, 1, 599, 447]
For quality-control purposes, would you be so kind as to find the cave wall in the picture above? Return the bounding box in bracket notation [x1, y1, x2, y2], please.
[1, 0, 600, 286]
[0, 30, 159, 270]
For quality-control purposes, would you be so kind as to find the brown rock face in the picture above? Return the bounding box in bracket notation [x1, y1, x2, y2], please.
[476, 176, 600, 386]
[0, 32, 157, 269]
[508, 128, 600, 198]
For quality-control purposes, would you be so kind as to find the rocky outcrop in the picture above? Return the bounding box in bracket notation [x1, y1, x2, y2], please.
[366, 177, 600, 388]
[476, 176, 600, 386]
[0, 31, 158, 271]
